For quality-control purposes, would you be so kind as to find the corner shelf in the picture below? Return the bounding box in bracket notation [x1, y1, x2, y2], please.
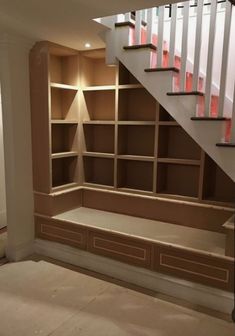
[52, 156, 79, 189]
[83, 152, 115, 159]
[51, 124, 78, 154]
[118, 155, 154, 162]
[49, 54, 79, 86]
[52, 151, 78, 159]
[51, 120, 78, 124]
[51, 87, 78, 120]
[82, 89, 115, 121]
[50, 83, 78, 91]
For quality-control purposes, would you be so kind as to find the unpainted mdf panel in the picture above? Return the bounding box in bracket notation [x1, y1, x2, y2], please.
[30, 47, 51, 193]
[157, 163, 200, 198]
[84, 157, 114, 186]
[118, 160, 154, 191]
[118, 125, 155, 156]
[82, 90, 115, 121]
[83, 125, 115, 153]
[50, 55, 79, 86]
[51, 88, 78, 120]
[119, 62, 139, 85]
[82, 57, 116, 86]
[118, 88, 156, 121]
[52, 156, 78, 188]
[52, 124, 78, 153]
[158, 126, 201, 160]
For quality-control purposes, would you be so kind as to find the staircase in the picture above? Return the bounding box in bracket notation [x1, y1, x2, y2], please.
[96, 0, 235, 182]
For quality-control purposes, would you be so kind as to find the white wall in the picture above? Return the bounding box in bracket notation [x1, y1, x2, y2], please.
[0, 90, 6, 229]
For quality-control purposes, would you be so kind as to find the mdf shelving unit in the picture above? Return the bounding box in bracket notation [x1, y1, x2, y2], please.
[31, 42, 235, 295]
[30, 42, 235, 207]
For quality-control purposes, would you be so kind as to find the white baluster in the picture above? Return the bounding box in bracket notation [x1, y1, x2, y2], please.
[157, 6, 165, 67]
[231, 83, 235, 143]
[204, 0, 218, 117]
[169, 4, 178, 68]
[179, 1, 190, 91]
[135, 10, 142, 45]
[192, 0, 204, 91]
[146, 8, 155, 44]
[218, 0, 232, 118]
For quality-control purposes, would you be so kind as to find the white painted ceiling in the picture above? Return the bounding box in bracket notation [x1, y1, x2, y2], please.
[0, 0, 175, 50]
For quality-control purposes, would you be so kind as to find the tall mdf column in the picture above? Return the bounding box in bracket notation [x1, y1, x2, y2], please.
[0, 31, 35, 261]
[0, 89, 6, 230]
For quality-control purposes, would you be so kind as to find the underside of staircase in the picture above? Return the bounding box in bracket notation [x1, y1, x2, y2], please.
[98, 3, 235, 182]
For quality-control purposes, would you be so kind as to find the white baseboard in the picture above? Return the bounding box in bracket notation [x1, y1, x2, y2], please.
[0, 210, 6, 229]
[34, 239, 234, 315]
[6, 240, 34, 261]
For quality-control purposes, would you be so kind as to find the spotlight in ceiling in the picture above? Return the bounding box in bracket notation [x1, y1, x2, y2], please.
[85, 43, 91, 48]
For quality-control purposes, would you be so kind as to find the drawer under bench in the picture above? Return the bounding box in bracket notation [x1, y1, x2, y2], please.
[35, 215, 234, 292]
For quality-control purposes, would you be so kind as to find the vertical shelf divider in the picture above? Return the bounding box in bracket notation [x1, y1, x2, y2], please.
[114, 64, 119, 189]
[153, 103, 160, 194]
[198, 149, 206, 201]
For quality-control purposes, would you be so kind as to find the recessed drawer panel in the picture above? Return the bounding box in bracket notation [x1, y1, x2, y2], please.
[35, 216, 87, 249]
[88, 231, 151, 268]
[153, 245, 234, 292]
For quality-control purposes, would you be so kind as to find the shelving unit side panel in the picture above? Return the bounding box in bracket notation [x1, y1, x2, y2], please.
[30, 47, 51, 193]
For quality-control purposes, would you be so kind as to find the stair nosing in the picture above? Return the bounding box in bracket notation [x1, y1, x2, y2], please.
[191, 117, 229, 121]
[115, 21, 135, 28]
[216, 143, 235, 147]
[167, 91, 204, 96]
[123, 43, 157, 51]
[145, 67, 180, 73]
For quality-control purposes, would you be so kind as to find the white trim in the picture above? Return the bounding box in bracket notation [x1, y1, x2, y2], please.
[6, 240, 34, 262]
[34, 239, 234, 315]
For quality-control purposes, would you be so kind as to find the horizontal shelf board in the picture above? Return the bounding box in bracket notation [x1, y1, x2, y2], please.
[118, 121, 155, 125]
[83, 85, 116, 91]
[83, 151, 115, 158]
[54, 207, 226, 256]
[83, 120, 115, 125]
[52, 182, 79, 192]
[51, 151, 79, 159]
[156, 192, 199, 202]
[83, 182, 114, 190]
[51, 119, 78, 124]
[118, 155, 155, 162]
[157, 158, 201, 166]
[50, 83, 78, 90]
[158, 121, 179, 126]
[117, 187, 154, 195]
[118, 84, 143, 89]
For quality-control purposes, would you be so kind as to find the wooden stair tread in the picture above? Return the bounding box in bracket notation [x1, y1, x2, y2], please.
[145, 67, 180, 73]
[115, 21, 135, 28]
[191, 117, 229, 121]
[167, 91, 204, 96]
[124, 43, 157, 51]
[216, 143, 235, 147]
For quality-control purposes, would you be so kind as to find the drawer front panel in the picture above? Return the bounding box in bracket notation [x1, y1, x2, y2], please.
[154, 245, 234, 292]
[35, 216, 87, 249]
[88, 231, 151, 268]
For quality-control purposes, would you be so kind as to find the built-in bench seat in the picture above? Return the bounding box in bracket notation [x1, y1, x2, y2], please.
[54, 207, 225, 256]
[35, 201, 234, 293]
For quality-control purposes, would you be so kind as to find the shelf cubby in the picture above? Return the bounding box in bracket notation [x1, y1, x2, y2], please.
[83, 157, 114, 187]
[118, 125, 155, 157]
[51, 124, 78, 154]
[50, 55, 79, 86]
[158, 126, 201, 160]
[52, 156, 78, 188]
[118, 88, 156, 121]
[82, 90, 115, 121]
[158, 105, 175, 122]
[82, 56, 116, 87]
[117, 160, 154, 192]
[51, 87, 78, 120]
[157, 163, 200, 198]
[83, 124, 115, 154]
[118, 62, 140, 85]
[202, 155, 235, 204]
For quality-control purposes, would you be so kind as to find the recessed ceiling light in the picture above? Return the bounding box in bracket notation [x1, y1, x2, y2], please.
[85, 43, 91, 48]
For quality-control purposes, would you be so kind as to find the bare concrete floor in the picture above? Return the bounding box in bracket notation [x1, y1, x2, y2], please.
[0, 255, 234, 336]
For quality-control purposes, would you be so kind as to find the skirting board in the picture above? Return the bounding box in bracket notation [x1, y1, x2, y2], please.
[34, 238, 234, 315]
[6, 240, 34, 262]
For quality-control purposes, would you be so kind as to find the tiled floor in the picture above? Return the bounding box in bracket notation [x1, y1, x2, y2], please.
[0, 257, 234, 336]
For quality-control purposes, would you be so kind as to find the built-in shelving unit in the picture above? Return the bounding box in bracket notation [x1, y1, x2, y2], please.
[30, 42, 235, 206]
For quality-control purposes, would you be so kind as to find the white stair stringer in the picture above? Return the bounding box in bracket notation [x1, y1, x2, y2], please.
[104, 27, 235, 182]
